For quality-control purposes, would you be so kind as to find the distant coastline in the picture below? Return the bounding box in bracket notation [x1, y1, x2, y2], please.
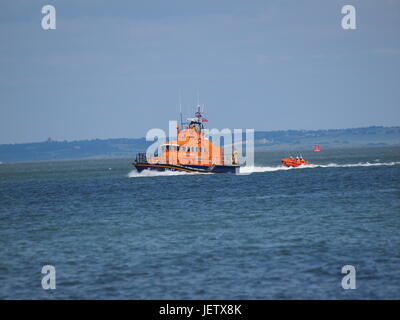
[0, 126, 399, 163]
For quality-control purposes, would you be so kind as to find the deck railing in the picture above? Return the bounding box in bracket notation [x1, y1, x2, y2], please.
[134, 153, 148, 164]
[135, 153, 237, 166]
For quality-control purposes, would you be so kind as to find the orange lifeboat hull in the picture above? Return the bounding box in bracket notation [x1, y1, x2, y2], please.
[281, 158, 312, 167]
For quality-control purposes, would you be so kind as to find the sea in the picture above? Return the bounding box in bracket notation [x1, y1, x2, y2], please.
[0, 146, 399, 299]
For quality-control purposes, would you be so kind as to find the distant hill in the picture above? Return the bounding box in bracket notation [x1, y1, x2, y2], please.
[0, 126, 399, 163]
[253, 126, 400, 151]
[0, 138, 149, 163]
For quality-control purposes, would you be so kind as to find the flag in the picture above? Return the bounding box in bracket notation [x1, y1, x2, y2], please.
[202, 118, 208, 122]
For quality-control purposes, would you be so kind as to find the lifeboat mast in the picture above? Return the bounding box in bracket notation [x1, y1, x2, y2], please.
[190, 104, 204, 158]
[176, 103, 207, 164]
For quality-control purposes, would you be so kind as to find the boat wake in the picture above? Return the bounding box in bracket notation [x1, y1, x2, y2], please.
[239, 166, 293, 174]
[128, 169, 199, 178]
[239, 161, 400, 174]
[128, 161, 399, 177]
[316, 161, 400, 168]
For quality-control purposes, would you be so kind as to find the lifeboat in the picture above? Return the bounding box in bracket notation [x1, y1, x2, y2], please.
[281, 157, 312, 167]
[133, 104, 240, 174]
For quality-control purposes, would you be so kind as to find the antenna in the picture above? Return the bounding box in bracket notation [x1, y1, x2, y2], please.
[179, 88, 182, 113]
[178, 88, 183, 128]
[196, 90, 203, 116]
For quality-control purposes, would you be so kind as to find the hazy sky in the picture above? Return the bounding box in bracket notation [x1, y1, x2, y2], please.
[0, 0, 399, 144]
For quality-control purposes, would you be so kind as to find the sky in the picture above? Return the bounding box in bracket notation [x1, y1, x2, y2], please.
[0, 0, 399, 144]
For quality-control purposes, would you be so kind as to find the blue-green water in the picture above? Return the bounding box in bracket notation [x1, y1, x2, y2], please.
[0, 147, 399, 299]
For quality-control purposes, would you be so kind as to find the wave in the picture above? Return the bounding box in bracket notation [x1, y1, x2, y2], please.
[239, 161, 400, 174]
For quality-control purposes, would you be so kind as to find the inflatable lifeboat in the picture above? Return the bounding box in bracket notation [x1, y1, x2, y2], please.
[281, 157, 312, 167]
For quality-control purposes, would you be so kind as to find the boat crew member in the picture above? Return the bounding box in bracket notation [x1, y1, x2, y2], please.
[231, 149, 238, 165]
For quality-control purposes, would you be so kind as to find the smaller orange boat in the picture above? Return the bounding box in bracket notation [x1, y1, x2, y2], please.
[281, 156, 312, 167]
